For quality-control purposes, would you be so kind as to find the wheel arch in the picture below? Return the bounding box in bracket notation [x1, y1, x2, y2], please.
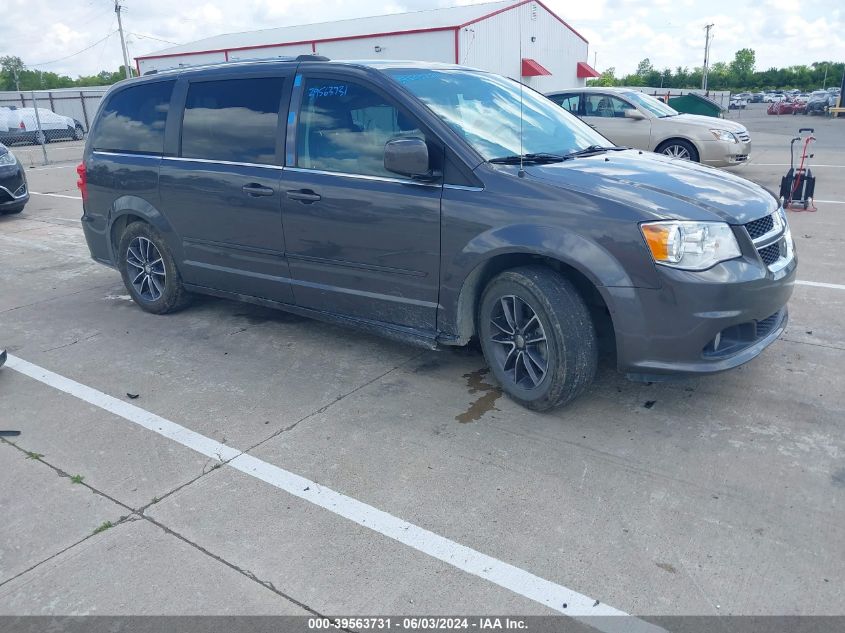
[108, 196, 178, 262]
[654, 136, 702, 161]
[447, 229, 629, 350]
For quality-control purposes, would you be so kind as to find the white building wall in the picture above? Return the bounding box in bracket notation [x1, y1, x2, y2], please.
[460, 1, 588, 92]
[314, 31, 454, 63]
[227, 43, 313, 61]
[138, 51, 226, 74]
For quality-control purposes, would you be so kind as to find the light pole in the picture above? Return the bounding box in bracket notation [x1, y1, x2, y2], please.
[702, 23, 714, 93]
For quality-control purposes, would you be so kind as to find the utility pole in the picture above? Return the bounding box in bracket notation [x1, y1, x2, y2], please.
[702, 23, 714, 93]
[594, 51, 597, 68]
[115, 1, 132, 79]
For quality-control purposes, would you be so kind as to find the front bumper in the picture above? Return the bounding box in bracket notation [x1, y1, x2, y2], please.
[700, 138, 752, 167]
[606, 246, 796, 378]
[0, 164, 28, 210]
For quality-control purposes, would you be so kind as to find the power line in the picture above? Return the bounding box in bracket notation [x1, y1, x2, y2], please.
[129, 32, 182, 46]
[27, 31, 118, 68]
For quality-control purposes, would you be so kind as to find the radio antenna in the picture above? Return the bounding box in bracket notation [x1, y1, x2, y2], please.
[518, 1, 525, 177]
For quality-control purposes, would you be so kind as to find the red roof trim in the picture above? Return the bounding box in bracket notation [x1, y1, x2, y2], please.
[459, 0, 588, 44]
[576, 61, 600, 78]
[521, 58, 551, 77]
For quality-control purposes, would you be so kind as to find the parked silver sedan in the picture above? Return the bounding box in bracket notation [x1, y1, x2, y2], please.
[547, 87, 751, 167]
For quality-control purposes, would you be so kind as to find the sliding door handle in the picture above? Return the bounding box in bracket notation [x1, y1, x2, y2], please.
[286, 189, 322, 203]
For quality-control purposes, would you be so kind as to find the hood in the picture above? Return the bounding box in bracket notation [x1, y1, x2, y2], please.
[523, 150, 776, 224]
[672, 113, 747, 132]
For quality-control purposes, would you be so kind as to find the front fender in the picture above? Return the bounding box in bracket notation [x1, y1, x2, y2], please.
[440, 224, 650, 342]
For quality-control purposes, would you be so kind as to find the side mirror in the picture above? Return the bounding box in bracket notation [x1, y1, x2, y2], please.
[624, 109, 646, 120]
[384, 138, 433, 179]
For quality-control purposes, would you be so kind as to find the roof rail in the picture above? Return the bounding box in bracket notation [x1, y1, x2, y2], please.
[295, 55, 330, 62]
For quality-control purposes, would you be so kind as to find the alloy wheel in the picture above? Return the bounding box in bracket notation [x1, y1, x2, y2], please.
[488, 295, 549, 390]
[662, 144, 691, 160]
[126, 236, 166, 302]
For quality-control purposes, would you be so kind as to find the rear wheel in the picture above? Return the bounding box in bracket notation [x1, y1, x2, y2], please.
[118, 222, 190, 314]
[478, 267, 597, 411]
[657, 139, 699, 162]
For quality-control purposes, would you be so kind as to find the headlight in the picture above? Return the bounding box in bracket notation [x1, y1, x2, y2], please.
[641, 221, 742, 271]
[710, 129, 738, 143]
[0, 151, 16, 166]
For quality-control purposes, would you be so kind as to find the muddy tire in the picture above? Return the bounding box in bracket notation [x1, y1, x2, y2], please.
[478, 266, 597, 411]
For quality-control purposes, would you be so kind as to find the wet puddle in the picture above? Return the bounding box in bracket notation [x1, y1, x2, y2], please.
[455, 367, 502, 423]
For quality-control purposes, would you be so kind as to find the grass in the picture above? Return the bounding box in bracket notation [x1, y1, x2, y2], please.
[25, 452, 43, 460]
[93, 521, 113, 535]
[70, 474, 84, 484]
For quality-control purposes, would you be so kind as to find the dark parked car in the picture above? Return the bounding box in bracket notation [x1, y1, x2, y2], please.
[0, 142, 28, 214]
[78, 58, 796, 410]
[806, 91, 831, 115]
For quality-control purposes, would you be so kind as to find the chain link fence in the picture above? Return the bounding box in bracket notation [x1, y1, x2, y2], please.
[0, 87, 107, 165]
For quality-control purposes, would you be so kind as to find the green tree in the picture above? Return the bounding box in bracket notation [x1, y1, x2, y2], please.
[588, 67, 619, 87]
[730, 48, 756, 85]
[0, 56, 26, 90]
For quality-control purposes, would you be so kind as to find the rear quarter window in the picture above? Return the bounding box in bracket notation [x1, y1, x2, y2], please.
[90, 80, 174, 154]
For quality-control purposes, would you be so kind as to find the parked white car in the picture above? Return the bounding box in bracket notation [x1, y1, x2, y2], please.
[763, 93, 785, 103]
[0, 107, 85, 145]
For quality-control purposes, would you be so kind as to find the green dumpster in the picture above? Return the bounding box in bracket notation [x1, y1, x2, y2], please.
[667, 93, 725, 118]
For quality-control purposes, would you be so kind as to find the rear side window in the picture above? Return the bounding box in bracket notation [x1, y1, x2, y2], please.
[91, 80, 174, 154]
[181, 77, 284, 165]
[551, 93, 580, 114]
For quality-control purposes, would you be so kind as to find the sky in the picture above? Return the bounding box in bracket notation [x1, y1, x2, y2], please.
[1, 0, 842, 79]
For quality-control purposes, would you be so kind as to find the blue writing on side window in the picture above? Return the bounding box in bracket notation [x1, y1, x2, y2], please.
[308, 84, 348, 99]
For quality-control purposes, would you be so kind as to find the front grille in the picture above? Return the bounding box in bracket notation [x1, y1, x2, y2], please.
[758, 241, 782, 266]
[745, 214, 774, 240]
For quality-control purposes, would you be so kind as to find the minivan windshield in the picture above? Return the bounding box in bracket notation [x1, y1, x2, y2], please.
[621, 91, 679, 118]
[384, 69, 609, 161]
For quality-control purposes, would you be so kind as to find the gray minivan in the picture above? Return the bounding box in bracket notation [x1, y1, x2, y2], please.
[78, 57, 796, 410]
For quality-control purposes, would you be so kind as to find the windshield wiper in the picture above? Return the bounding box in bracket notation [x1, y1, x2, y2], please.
[488, 153, 568, 164]
[564, 145, 628, 158]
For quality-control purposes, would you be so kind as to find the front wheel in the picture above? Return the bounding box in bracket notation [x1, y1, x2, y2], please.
[478, 267, 597, 411]
[117, 222, 190, 314]
[73, 125, 84, 140]
[657, 139, 699, 162]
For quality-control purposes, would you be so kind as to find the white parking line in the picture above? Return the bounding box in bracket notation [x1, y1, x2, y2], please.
[814, 200, 845, 205]
[4, 353, 663, 633]
[796, 280, 845, 291]
[30, 191, 81, 200]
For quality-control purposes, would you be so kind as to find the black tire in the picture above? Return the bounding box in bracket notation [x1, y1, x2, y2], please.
[477, 266, 597, 411]
[656, 139, 699, 162]
[73, 125, 84, 141]
[117, 221, 190, 314]
[33, 131, 46, 145]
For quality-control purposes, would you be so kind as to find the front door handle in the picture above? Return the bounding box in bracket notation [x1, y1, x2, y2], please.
[242, 183, 275, 197]
[286, 189, 322, 203]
